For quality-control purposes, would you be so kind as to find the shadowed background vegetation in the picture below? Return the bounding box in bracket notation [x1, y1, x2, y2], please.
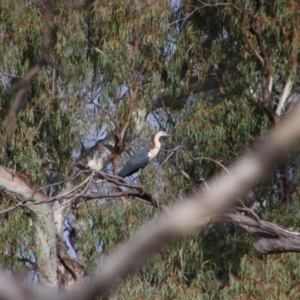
[0, 0, 300, 298]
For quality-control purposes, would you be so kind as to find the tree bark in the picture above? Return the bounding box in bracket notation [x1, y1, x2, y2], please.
[0, 166, 58, 289]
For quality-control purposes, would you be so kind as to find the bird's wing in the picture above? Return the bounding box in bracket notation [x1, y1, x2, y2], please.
[118, 149, 150, 178]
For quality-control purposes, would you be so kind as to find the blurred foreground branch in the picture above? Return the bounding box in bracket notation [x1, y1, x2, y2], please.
[61, 102, 300, 300]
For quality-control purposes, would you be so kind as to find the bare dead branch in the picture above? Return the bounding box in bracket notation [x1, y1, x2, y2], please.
[162, 145, 234, 177]
[207, 212, 300, 253]
[0, 169, 168, 215]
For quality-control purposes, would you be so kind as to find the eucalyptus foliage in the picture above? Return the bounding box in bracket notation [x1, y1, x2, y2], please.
[0, 0, 300, 298]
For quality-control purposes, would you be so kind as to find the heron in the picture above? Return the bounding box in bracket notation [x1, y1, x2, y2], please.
[117, 131, 170, 178]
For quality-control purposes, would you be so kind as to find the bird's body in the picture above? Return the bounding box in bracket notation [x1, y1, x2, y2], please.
[118, 131, 169, 178]
[117, 149, 150, 178]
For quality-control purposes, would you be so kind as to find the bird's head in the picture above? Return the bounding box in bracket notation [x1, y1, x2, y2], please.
[156, 131, 170, 138]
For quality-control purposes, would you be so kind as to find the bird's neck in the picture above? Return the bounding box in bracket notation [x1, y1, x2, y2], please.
[149, 136, 161, 160]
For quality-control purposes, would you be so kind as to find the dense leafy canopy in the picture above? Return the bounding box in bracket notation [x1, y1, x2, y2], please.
[0, 0, 300, 298]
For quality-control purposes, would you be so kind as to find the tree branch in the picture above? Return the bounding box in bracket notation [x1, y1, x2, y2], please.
[151, 70, 242, 110]
[276, 76, 293, 116]
[208, 212, 300, 254]
[0, 166, 58, 288]
[1, 0, 52, 142]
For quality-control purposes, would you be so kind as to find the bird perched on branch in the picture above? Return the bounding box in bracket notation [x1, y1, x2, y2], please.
[118, 131, 170, 178]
